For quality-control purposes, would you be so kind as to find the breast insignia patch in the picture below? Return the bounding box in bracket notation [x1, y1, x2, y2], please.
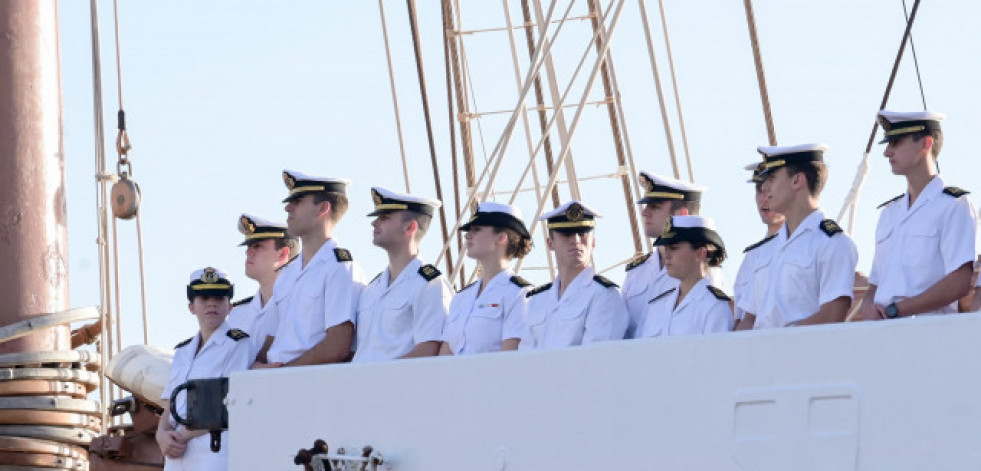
[526, 282, 552, 297]
[418, 264, 441, 281]
[231, 296, 254, 308]
[877, 194, 903, 209]
[593, 275, 619, 289]
[707, 285, 731, 301]
[943, 186, 970, 198]
[334, 248, 353, 262]
[743, 233, 777, 253]
[174, 337, 193, 349]
[458, 280, 477, 293]
[226, 329, 250, 341]
[648, 287, 676, 303]
[625, 252, 652, 272]
[819, 219, 843, 237]
[510, 275, 532, 288]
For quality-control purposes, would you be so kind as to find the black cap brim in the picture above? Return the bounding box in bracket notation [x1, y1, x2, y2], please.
[459, 212, 531, 239]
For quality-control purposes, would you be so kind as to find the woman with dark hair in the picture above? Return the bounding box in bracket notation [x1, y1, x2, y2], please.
[640, 215, 733, 337]
[439, 202, 534, 355]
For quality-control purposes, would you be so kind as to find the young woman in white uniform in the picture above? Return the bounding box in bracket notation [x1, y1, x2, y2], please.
[640, 216, 734, 338]
[439, 202, 533, 355]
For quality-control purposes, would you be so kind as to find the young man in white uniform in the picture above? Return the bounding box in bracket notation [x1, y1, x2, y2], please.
[158, 267, 251, 471]
[859, 111, 977, 320]
[352, 187, 453, 363]
[228, 214, 297, 364]
[738, 144, 858, 329]
[731, 162, 785, 329]
[621, 172, 724, 339]
[520, 201, 628, 349]
[255, 170, 365, 368]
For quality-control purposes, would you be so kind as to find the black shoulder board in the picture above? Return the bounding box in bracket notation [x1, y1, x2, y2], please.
[334, 248, 353, 262]
[877, 194, 904, 209]
[648, 287, 676, 304]
[819, 219, 843, 237]
[943, 186, 970, 198]
[418, 264, 441, 281]
[226, 329, 250, 341]
[231, 296, 254, 308]
[174, 337, 193, 349]
[593, 275, 619, 289]
[625, 252, 651, 272]
[457, 280, 477, 293]
[370, 272, 382, 284]
[510, 275, 532, 288]
[526, 282, 552, 298]
[743, 233, 777, 253]
[707, 285, 731, 301]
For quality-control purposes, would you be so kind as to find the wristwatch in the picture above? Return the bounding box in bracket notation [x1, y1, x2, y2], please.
[885, 302, 900, 319]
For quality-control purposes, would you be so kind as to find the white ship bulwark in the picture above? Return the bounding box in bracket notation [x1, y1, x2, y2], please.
[228, 313, 981, 470]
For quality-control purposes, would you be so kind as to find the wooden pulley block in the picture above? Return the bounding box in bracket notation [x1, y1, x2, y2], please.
[110, 175, 141, 220]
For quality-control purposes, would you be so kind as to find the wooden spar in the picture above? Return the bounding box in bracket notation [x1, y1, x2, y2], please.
[0, 1, 70, 355]
[520, 0, 561, 208]
[441, 1, 466, 287]
[742, 0, 778, 146]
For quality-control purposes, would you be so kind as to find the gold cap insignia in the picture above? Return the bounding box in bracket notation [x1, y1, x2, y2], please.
[201, 267, 220, 283]
[283, 172, 296, 190]
[372, 189, 383, 206]
[640, 174, 654, 192]
[662, 219, 675, 238]
[240, 216, 256, 235]
[566, 203, 584, 222]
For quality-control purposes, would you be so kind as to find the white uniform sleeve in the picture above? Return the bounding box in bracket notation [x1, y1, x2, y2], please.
[702, 300, 734, 334]
[940, 197, 978, 275]
[503, 287, 529, 341]
[411, 277, 452, 344]
[582, 287, 628, 343]
[732, 254, 754, 321]
[222, 336, 253, 376]
[161, 348, 186, 401]
[868, 212, 888, 286]
[323, 262, 361, 329]
[817, 234, 859, 306]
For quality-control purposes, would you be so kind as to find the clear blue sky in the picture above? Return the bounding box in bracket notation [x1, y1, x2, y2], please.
[57, 1, 981, 348]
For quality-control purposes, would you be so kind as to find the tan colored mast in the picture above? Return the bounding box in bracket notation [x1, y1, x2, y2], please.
[0, 0, 69, 354]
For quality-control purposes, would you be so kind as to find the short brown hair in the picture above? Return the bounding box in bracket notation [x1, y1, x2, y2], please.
[493, 227, 532, 259]
[784, 161, 827, 196]
[313, 192, 349, 223]
[911, 129, 943, 159]
[400, 211, 432, 238]
[669, 199, 700, 215]
[274, 237, 299, 258]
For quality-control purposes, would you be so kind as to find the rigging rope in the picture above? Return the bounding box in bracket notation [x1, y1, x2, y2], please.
[377, 0, 412, 193]
[637, 0, 681, 179]
[441, 1, 466, 287]
[657, 0, 695, 182]
[901, 0, 928, 110]
[741, 0, 778, 146]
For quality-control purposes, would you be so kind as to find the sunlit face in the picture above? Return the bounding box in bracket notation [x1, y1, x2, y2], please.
[762, 167, 796, 215]
[755, 184, 785, 226]
[464, 226, 502, 261]
[188, 295, 231, 333]
[284, 195, 322, 238]
[371, 211, 407, 249]
[547, 230, 594, 270]
[883, 134, 930, 176]
[641, 202, 674, 238]
[662, 241, 701, 280]
[244, 239, 285, 281]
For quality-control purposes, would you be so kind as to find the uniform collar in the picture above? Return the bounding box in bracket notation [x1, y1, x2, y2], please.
[675, 277, 710, 313]
[307, 238, 339, 266]
[555, 265, 596, 301]
[195, 320, 232, 356]
[384, 256, 424, 289]
[780, 208, 826, 244]
[905, 175, 943, 213]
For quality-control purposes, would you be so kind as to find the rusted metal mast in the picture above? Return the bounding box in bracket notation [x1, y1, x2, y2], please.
[0, 0, 70, 354]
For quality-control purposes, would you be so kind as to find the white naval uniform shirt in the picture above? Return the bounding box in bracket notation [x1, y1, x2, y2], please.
[622, 251, 726, 339]
[160, 321, 251, 471]
[352, 257, 452, 363]
[227, 290, 278, 364]
[266, 239, 365, 364]
[740, 209, 858, 329]
[519, 266, 628, 350]
[732, 234, 777, 322]
[870, 177, 978, 313]
[442, 269, 529, 355]
[640, 278, 733, 338]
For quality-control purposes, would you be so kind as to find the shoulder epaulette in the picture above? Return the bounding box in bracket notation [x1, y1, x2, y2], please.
[877, 194, 903, 209]
[593, 275, 619, 289]
[526, 282, 552, 298]
[174, 337, 193, 349]
[334, 248, 353, 262]
[625, 252, 651, 272]
[457, 280, 477, 293]
[510, 275, 532, 288]
[707, 285, 731, 301]
[819, 219, 843, 237]
[418, 264, 441, 281]
[743, 233, 777, 253]
[231, 296, 254, 307]
[943, 186, 970, 198]
[226, 329, 249, 341]
[648, 287, 676, 304]
[370, 272, 382, 284]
